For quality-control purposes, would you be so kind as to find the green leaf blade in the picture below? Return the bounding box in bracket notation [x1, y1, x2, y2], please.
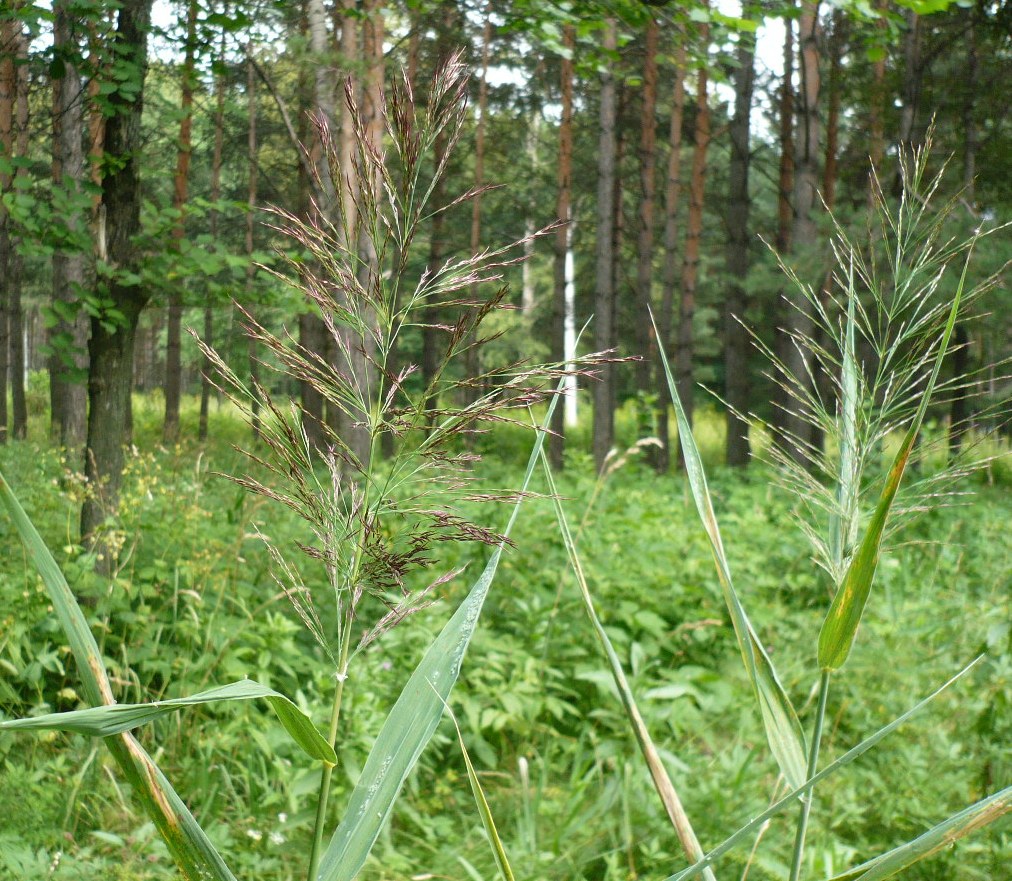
[652, 315, 807, 791]
[0, 680, 337, 766]
[826, 785, 1012, 881]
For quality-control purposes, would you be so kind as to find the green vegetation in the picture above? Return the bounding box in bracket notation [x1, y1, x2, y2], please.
[0, 399, 1008, 880]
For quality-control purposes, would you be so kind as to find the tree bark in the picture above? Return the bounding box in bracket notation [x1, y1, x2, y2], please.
[7, 16, 28, 441]
[163, 0, 197, 445]
[868, 0, 887, 205]
[950, 6, 978, 456]
[675, 18, 711, 469]
[0, 13, 19, 444]
[245, 45, 261, 442]
[776, 8, 794, 255]
[463, 7, 492, 411]
[782, 0, 821, 465]
[200, 22, 228, 442]
[81, 0, 155, 552]
[823, 9, 843, 214]
[725, 30, 756, 468]
[635, 16, 659, 395]
[654, 36, 687, 474]
[50, 0, 90, 447]
[592, 19, 618, 474]
[348, 0, 383, 467]
[894, 7, 922, 197]
[549, 25, 575, 470]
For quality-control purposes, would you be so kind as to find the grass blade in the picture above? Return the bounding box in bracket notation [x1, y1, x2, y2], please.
[314, 400, 555, 881]
[652, 312, 807, 791]
[662, 657, 983, 881]
[539, 448, 717, 881]
[825, 785, 1011, 881]
[1, 680, 337, 766]
[0, 470, 238, 881]
[818, 243, 975, 671]
[442, 696, 516, 881]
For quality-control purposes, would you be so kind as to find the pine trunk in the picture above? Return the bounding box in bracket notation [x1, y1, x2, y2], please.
[549, 25, 575, 470]
[0, 14, 17, 444]
[654, 37, 686, 474]
[675, 24, 711, 469]
[245, 46, 261, 441]
[463, 8, 492, 411]
[782, 0, 821, 465]
[725, 32, 756, 468]
[82, 0, 154, 550]
[163, 0, 197, 444]
[635, 17, 659, 395]
[592, 19, 618, 474]
[950, 7, 978, 455]
[200, 23, 228, 442]
[50, 0, 90, 447]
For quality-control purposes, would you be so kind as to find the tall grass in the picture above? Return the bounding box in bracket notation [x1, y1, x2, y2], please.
[540, 142, 1009, 881]
[0, 62, 1008, 881]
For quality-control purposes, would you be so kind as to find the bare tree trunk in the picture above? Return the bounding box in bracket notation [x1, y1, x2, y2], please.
[782, 0, 821, 465]
[549, 25, 575, 470]
[421, 5, 460, 403]
[7, 18, 28, 441]
[823, 9, 843, 214]
[521, 113, 539, 318]
[348, 0, 383, 466]
[654, 37, 687, 474]
[635, 16, 659, 395]
[163, 0, 197, 445]
[725, 29, 756, 468]
[82, 0, 155, 552]
[200, 22, 228, 443]
[592, 19, 618, 474]
[895, 7, 922, 196]
[950, 6, 978, 456]
[868, 1, 886, 205]
[464, 7, 492, 410]
[51, 0, 90, 447]
[245, 45, 261, 442]
[301, 0, 333, 453]
[776, 9, 794, 255]
[0, 13, 19, 444]
[769, 7, 796, 445]
[675, 18, 711, 470]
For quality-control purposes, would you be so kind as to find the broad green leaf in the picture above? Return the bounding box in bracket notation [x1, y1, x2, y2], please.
[540, 448, 715, 881]
[442, 697, 516, 881]
[1, 679, 336, 766]
[818, 244, 973, 671]
[315, 399, 555, 881]
[826, 785, 1011, 881]
[662, 658, 982, 881]
[652, 314, 807, 791]
[0, 472, 237, 881]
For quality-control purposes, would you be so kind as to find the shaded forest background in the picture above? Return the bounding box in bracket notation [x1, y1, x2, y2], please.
[1, 0, 1010, 548]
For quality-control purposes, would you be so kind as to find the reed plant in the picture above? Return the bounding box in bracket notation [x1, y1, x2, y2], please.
[0, 57, 1007, 881]
[533, 140, 1009, 881]
[0, 55, 587, 881]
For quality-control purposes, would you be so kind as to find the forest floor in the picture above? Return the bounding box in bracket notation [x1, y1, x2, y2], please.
[0, 394, 1009, 881]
